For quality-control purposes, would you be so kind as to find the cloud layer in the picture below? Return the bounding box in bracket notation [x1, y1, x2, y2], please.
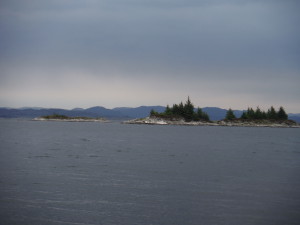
[1, 0, 299, 111]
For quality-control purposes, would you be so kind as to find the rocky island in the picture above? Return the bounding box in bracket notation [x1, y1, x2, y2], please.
[33, 114, 107, 122]
[124, 98, 300, 128]
[124, 117, 299, 128]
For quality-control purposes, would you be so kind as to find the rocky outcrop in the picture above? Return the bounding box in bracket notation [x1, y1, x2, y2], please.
[123, 117, 215, 126]
[123, 117, 300, 128]
[32, 117, 108, 122]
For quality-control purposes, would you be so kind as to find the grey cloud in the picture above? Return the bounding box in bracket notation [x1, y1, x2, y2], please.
[0, 0, 299, 110]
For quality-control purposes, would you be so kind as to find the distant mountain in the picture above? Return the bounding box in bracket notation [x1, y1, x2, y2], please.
[72, 108, 85, 111]
[288, 114, 300, 123]
[19, 107, 45, 110]
[0, 106, 163, 119]
[0, 108, 68, 118]
[202, 107, 244, 121]
[0, 107, 124, 119]
[0, 106, 299, 122]
[113, 106, 165, 118]
[85, 106, 125, 118]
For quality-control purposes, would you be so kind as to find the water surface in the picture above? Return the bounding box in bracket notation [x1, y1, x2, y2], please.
[0, 119, 299, 225]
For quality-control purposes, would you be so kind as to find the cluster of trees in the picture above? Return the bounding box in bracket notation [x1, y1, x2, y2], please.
[150, 97, 210, 122]
[42, 114, 69, 119]
[150, 97, 289, 122]
[41, 114, 95, 120]
[225, 106, 288, 121]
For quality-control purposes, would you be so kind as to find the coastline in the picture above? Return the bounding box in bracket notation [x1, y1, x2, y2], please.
[32, 117, 108, 122]
[123, 117, 300, 128]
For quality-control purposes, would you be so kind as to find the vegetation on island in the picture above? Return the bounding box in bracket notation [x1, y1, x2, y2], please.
[225, 106, 289, 122]
[42, 114, 70, 119]
[150, 97, 210, 122]
[149, 97, 293, 125]
[41, 114, 103, 120]
[225, 108, 236, 120]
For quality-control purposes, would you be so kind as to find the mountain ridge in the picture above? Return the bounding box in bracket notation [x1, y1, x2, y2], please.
[0, 106, 299, 122]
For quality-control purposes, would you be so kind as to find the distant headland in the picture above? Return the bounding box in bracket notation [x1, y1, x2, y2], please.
[33, 114, 107, 122]
[124, 97, 300, 128]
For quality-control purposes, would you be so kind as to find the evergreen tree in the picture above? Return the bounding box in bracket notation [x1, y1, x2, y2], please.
[172, 104, 179, 115]
[277, 106, 288, 120]
[239, 106, 288, 121]
[202, 112, 210, 121]
[261, 111, 267, 119]
[148, 97, 210, 122]
[183, 96, 194, 121]
[150, 109, 157, 117]
[193, 108, 202, 121]
[267, 106, 277, 120]
[240, 111, 248, 119]
[165, 105, 172, 115]
[225, 108, 236, 120]
[254, 107, 263, 119]
[178, 102, 184, 117]
[247, 107, 255, 119]
[196, 108, 203, 119]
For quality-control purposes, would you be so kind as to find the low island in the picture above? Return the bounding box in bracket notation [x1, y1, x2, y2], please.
[33, 114, 107, 122]
[124, 97, 300, 128]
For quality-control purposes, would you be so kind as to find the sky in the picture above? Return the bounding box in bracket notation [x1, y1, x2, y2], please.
[0, 0, 299, 112]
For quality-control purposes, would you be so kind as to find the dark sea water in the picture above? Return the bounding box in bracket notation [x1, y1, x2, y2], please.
[0, 119, 300, 225]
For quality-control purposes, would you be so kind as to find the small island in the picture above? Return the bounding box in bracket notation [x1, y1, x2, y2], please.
[216, 106, 298, 127]
[33, 114, 107, 122]
[124, 97, 299, 128]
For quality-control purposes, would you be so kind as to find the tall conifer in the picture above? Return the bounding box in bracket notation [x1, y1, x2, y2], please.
[277, 106, 288, 120]
[225, 108, 236, 120]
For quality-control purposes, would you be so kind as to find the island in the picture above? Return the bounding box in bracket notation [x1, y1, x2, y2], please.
[124, 97, 300, 128]
[32, 114, 107, 122]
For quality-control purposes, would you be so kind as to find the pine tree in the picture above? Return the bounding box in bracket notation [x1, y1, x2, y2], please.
[178, 102, 184, 117]
[197, 108, 203, 118]
[172, 104, 179, 115]
[148, 97, 211, 122]
[225, 108, 236, 120]
[261, 111, 267, 119]
[267, 106, 277, 120]
[254, 107, 263, 119]
[183, 96, 194, 121]
[193, 108, 202, 121]
[239, 106, 288, 121]
[150, 109, 157, 117]
[202, 112, 210, 121]
[165, 105, 172, 115]
[277, 106, 288, 120]
[240, 111, 248, 119]
[247, 107, 255, 119]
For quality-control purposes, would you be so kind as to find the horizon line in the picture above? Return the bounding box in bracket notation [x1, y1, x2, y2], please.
[0, 105, 298, 114]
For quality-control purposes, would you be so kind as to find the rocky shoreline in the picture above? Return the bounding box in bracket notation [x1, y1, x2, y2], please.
[123, 117, 300, 128]
[32, 117, 108, 122]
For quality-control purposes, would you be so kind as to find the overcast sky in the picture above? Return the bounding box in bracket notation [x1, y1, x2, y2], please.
[0, 0, 299, 112]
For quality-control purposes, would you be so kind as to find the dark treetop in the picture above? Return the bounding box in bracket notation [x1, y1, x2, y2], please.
[150, 97, 210, 122]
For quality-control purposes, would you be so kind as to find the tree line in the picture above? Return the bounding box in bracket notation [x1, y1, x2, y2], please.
[150, 97, 210, 122]
[150, 97, 289, 122]
[225, 106, 288, 121]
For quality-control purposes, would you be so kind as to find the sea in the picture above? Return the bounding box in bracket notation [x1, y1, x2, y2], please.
[0, 119, 300, 225]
